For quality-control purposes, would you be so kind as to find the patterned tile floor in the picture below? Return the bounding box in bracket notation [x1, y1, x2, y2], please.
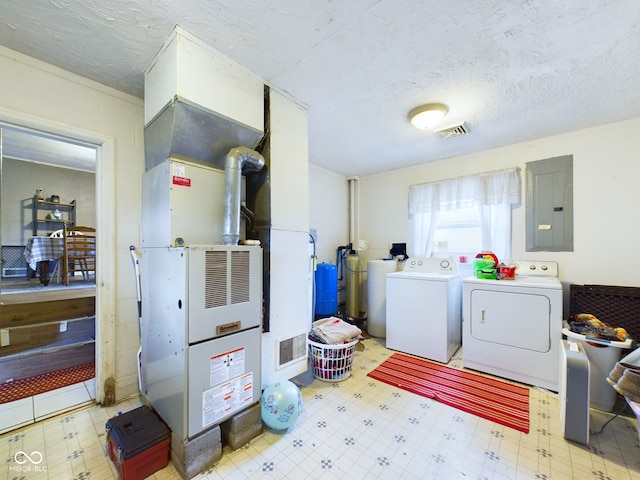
[2, 336, 640, 480]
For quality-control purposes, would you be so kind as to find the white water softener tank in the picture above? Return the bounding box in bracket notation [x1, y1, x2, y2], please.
[367, 259, 398, 337]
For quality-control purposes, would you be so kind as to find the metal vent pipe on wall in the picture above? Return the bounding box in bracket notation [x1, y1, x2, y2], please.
[223, 146, 265, 245]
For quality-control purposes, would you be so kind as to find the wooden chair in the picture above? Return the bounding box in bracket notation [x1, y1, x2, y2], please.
[62, 224, 96, 285]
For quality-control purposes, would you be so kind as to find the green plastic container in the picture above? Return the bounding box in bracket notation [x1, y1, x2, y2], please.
[473, 259, 497, 279]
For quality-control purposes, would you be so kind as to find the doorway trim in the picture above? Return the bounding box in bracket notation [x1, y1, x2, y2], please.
[0, 105, 115, 405]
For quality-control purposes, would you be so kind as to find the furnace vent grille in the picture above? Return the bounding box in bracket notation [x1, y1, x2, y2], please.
[204, 249, 251, 308]
[205, 250, 227, 308]
[278, 333, 308, 369]
[230, 250, 250, 304]
[434, 122, 469, 139]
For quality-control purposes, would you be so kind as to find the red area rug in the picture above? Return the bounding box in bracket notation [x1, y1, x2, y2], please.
[368, 353, 529, 433]
[0, 363, 95, 404]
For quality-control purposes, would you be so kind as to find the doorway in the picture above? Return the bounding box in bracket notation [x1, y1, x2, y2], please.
[0, 121, 111, 433]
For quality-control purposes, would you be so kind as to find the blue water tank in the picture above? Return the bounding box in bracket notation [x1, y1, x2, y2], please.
[315, 263, 338, 316]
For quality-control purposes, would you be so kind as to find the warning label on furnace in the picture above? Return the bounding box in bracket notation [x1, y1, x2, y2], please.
[202, 372, 254, 427]
[172, 175, 191, 186]
[209, 347, 246, 386]
[171, 164, 190, 186]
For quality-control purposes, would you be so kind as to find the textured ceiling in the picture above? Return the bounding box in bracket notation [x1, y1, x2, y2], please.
[1, 0, 639, 176]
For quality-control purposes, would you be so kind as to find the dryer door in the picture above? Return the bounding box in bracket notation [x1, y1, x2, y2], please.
[469, 289, 551, 352]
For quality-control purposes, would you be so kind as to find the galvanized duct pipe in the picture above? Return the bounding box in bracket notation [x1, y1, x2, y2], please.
[223, 146, 265, 245]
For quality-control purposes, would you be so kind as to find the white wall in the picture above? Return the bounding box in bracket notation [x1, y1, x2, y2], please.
[261, 88, 312, 387]
[357, 117, 640, 313]
[0, 45, 145, 401]
[2, 158, 95, 244]
[308, 164, 349, 265]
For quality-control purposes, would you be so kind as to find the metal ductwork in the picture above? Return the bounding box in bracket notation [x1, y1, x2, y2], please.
[144, 96, 264, 171]
[143, 95, 266, 246]
[223, 147, 265, 245]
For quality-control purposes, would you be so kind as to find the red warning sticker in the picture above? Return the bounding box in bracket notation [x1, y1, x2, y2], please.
[172, 175, 191, 187]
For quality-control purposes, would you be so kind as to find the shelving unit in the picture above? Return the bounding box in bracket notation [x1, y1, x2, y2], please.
[32, 195, 76, 236]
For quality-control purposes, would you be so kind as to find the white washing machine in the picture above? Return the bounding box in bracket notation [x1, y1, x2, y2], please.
[462, 260, 562, 391]
[386, 257, 461, 363]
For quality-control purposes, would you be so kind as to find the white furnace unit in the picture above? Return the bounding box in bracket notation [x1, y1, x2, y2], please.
[140, 124, 265, 442]
[141, 244, 262, 440]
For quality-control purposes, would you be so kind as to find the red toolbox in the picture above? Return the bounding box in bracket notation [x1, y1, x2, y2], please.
[106, 405, 171, 480]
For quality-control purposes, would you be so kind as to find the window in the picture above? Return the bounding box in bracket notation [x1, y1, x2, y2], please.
[431, 207, 481, 257]
[409, 168, 521, 261]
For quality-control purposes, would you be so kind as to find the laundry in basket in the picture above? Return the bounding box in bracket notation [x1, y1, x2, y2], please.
[310, 316, 362, 344]
[308, 317, 362, 382]
[308, 338, 358, 382]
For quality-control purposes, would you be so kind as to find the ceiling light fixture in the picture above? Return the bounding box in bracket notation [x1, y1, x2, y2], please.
[408, 103, 449, 130]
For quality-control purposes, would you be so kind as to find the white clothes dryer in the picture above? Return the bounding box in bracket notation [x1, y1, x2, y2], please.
[462, 260, 562, 391]
[386, 257, 461, 363]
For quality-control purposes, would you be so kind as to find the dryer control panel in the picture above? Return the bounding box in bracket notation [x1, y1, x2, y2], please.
[512, 260, 559, 277]
[401, 257, 458, 274]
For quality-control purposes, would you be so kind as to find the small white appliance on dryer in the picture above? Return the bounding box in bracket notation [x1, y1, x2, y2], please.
[462, 260, 562, 391]
[386, 257, 461, 363]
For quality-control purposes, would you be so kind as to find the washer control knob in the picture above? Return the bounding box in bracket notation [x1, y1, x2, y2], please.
[440, 259, 450, 269]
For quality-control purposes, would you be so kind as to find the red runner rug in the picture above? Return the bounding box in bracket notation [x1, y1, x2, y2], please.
[368, 353, 529, 433]
[0, 363, 95, 404]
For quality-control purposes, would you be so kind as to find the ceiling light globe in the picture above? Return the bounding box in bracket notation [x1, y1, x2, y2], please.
[408, 103, 448, 129]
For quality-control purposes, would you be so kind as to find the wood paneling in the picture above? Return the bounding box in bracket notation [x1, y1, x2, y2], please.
[0, 285, 95, 305]
[0, 317, 95, 357]
[0, 297, 95, 329]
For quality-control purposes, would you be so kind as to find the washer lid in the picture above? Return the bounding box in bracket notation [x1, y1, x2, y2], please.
[388, 271, 459, 281]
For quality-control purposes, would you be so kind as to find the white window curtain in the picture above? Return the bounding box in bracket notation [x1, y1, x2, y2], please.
[409, 168, 521, 259]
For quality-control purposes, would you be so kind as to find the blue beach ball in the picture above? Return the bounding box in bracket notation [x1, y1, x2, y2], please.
[260, 380, 303, 430]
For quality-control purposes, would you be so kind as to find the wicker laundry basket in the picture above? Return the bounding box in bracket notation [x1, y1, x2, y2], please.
[308, 338, 358, 382]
